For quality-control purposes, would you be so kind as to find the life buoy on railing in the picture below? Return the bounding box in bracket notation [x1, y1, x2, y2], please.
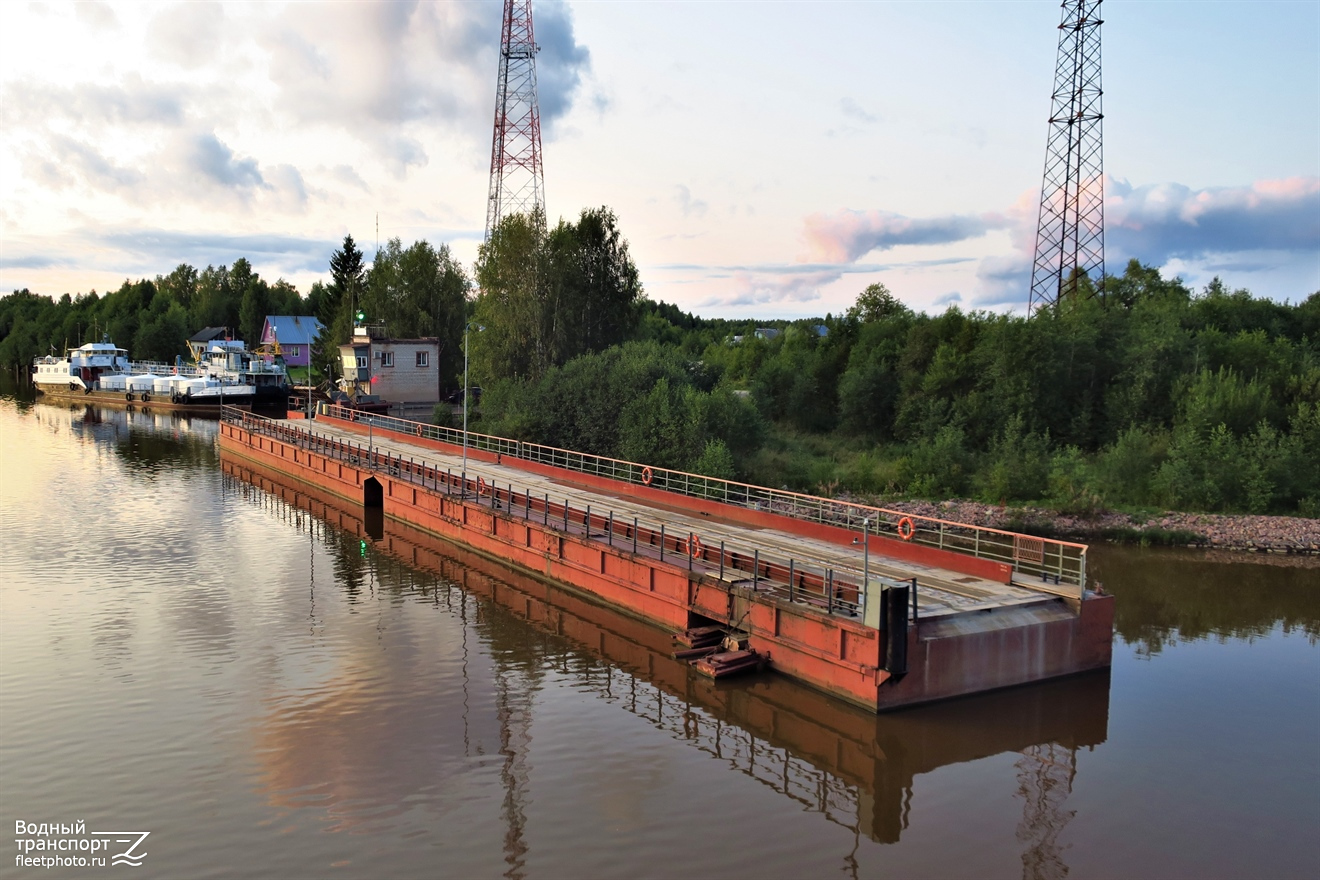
[641, 466, 653, 486]
[897, 517, 915, 541]
[687, 534, 704, 559]
[416, 424, 423, 437]
[477, 476, 487, 496]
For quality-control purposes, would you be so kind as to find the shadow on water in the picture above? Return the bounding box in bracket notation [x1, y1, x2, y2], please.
[1089, 544, 1320, 656]
[223, 455, 1111, 857]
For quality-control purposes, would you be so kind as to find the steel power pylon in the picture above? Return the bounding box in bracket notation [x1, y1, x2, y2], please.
[1028, 0, 1105, 312]
[485, 0, 545, 242]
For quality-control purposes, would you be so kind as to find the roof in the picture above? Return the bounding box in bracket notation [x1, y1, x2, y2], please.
[263, 316, 324, 346]
[189, 326, 229, 343]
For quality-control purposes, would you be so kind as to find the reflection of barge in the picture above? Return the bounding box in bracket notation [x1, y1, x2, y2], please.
[224, 454, 1112, 845]
[33, 339, 288, 414]
[220, 408, 1114, 712]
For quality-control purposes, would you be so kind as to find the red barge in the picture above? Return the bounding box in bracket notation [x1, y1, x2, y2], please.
[218, 406, 1113, 712]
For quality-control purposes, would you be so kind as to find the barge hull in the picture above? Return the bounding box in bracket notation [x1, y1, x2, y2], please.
[219, 418, 1113, 712]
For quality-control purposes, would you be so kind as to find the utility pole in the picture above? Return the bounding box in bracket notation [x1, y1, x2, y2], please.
[1028, 0, 1105, 312]
[485, 0, 545, 242]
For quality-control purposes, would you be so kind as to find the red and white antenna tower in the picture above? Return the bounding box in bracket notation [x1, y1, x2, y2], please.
[485, 0, 545, 242]
[1028, 0, 1105, 311]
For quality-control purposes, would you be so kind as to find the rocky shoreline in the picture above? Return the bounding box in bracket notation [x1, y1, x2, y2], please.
[877, 499, 1320, 557]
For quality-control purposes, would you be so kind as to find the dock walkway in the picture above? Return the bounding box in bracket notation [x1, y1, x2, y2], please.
[284, 417, 1057, 622]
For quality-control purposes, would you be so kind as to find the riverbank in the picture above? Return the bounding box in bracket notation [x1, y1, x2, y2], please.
[873, 499, 1320, 556]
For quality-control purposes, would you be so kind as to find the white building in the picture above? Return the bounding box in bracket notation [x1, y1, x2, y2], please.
[338, 326, 443, 403]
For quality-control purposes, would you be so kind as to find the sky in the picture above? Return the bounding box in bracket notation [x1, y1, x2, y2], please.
[1, 0, 1317, 319]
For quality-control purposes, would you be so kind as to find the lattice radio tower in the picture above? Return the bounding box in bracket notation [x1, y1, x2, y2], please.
[485, 0, 545, 242]
[1028, 0, 1105, 311]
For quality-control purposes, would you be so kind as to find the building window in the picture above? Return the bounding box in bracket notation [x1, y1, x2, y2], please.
[356, 356, 367, 369]
[381, 351, 395, 368]
[289, 346, 299, 356]
[416, 351, 429, 368]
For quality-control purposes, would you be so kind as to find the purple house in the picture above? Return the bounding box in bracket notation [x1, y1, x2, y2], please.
[260, 316, 323, 368]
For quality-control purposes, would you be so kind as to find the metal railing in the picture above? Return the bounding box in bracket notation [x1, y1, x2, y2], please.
[316, 403, 1088, 592]
[225, 407, 908, 622]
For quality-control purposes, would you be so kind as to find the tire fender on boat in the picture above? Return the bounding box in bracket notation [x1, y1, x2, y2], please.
[125, 393, 134, 402]
[141, 392, 151, 403]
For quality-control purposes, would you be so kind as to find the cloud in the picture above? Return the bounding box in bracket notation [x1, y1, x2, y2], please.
[839, 97, 878, 124]
[1108, 176, 1320, 261]
[674, 185, 708, 218]
[534, 0, 592, 128]
[2, 75, 186, 127]
[181, 131, 264, 191]
[20, 135, 143, 193]
[74, 1, 119, 31]
[0, 228, 340, 282]
[329, 165, 369, 191]
[94, 229, 336, 273]
[258, 0, 590, 139]
[804, 209, 1002, 263]
[146, 1, 226, 69]
[700, 269, 841, 308]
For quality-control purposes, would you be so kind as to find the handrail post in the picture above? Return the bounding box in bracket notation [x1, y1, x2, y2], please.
[720, 542, 725, 580]
[660, 525, 665, 562]
[788, 558, 795, 603]
[752, 550, 759, 591]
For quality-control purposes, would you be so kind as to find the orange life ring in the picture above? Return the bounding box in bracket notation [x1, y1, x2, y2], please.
[897, 517, 915, 541]
[688, 534, 704, 558]
[416, 424, 423, 437]
[477, 476, 487, 495]
[641, 466, 653, 486]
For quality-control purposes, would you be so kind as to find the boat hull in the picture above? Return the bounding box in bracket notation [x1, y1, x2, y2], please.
[33, 383, 265, 414]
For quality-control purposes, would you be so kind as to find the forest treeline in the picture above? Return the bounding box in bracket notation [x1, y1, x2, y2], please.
[3, 209, 1318, 516]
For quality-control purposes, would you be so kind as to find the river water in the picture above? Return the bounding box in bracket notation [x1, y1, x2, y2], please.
[1, 398, 1317, 879]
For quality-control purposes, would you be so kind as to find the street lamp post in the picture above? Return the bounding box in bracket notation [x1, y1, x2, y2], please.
[861, 518, 870, 619]
[461, 322, 485, 492]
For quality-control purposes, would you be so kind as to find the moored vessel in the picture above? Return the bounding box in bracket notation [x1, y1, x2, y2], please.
[32, 337, 289, 414]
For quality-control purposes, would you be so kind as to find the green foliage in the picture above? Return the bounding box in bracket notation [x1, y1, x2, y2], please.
[846, 282, 911, 324]
[432, 403, 457, 428]
[974, 414, 1051, 502]
[692, 438, 736, 480]
[900, 425, 972, 498]
[362, 237, 468, 387]
[473, 207, 642, 384]
[2, 232, 1315, 518]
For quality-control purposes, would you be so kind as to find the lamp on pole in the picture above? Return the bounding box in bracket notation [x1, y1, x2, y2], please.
[462, 322, 485, 490]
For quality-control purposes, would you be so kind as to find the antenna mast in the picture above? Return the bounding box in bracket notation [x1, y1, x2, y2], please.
[485, 0, 545, 242]
[1028, 0, 1105, 312]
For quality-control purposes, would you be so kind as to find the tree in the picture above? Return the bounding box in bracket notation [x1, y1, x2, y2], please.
[233, 258, 271, 347]
[847, 282, 910, 324]
[473, 207, 642, 383]
[363, 237, 469, 388]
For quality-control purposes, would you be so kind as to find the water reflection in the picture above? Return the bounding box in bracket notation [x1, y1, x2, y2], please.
[33, 397, 219, 472]
[1090, 544, 1320, 656]
[222, 456, 1112, 868]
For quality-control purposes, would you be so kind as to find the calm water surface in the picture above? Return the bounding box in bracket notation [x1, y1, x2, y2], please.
[1, 398, 1317, 879]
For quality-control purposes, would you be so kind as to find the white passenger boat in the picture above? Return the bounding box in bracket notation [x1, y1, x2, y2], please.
[32, 338, 289, 413]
